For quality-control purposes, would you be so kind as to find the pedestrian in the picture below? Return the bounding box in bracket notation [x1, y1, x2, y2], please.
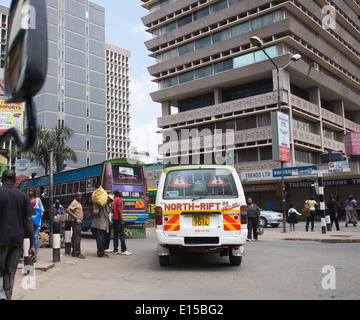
[305, 196, 318, 232]
[0, 169, 36, 300]
[53, 199, 66, 241]
[91, 195, 113, 257]
[345, 195, 358, 227]
[267, 200, 274, 211]
[112, 190, 132, 255]
[28, 186, 44, 254]
[327, 194, 340, 231]
[66, 192, 85, 259]
[336, 196, 342, 221]
[246, 197, 261, 241]
[287, 204, 302, 231]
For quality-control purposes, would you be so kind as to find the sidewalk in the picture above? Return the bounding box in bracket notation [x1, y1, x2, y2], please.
[259, 221, 360, 243]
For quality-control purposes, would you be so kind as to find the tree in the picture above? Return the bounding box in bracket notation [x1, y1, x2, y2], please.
[22, 125, 77, 175]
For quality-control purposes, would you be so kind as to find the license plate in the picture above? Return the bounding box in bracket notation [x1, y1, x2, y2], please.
[124, 201, 135, 206]
[193, 215, 209, 226]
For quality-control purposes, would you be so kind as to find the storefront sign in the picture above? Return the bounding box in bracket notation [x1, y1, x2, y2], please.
[273, 166, 317, 178]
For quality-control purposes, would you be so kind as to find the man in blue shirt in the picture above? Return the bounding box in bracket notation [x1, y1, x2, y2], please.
[0, 169, 36, 300]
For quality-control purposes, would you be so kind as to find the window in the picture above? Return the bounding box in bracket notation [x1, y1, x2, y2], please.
[179, 70, 195, 84]
[195, 65, 213, 79]
[260, 146, 272, 160]
[210, 0, 228, 14]
[231, 21, 250, 37]
[251, 13, 273, 30]
[258, 113, 271, 127]
[193, 6, 209, 20]
[229, 0, 244, 5]
[254, 45, 277, 62]
[177, 14, 192, 28]
[163, 168, 238, 199]
[238, 148, 258, 162]
[195, 35, 211, 50]
[214, 59, 233, 73]
[212, 29, 230, 44]
[233, 52, 254, 68]
[179, 42, 194, 55]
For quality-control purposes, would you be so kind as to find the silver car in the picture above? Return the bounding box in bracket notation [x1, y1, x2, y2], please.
[260, 209, 283, 228]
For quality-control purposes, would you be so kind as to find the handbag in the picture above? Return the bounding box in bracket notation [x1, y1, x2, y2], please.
[302, 202, 310, 217]
[32, 208, 42, 227]
[257, 219, 264, 236]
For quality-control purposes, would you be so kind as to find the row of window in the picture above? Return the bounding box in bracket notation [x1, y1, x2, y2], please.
[41, 178, 98, 198]
[152, 0, 244, 38]
[160, 45, 278, 89]
[156, 12, 276, 64]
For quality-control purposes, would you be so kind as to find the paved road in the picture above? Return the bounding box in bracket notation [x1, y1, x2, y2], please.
[12, 226, 360, 300]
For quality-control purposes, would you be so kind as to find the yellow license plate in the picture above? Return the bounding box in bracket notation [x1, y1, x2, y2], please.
[125, 201, 135, 206]
[193, 215, 209, 226]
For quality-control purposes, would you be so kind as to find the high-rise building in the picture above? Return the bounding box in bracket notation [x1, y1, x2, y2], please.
[106, 44, 131, 159]
[32, 0, 107, 175]
[142, 0, 360, 208]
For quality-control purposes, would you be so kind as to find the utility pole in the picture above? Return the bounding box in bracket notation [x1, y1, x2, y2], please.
[49, 149, 54, 247]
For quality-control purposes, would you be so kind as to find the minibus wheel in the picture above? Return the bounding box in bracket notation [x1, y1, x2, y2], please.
[159, 255, 170, 266]
[229, 250, 242, 266]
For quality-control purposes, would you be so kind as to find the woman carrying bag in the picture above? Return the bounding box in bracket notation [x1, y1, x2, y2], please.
[28, 187, 44, 254]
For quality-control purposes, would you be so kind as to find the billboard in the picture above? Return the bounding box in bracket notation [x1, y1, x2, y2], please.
[345, 132, 360, 156]
[271, 111, 291, 163]
[0, 100, 25, 133]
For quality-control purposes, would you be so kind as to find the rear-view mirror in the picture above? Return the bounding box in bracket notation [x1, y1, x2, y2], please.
[0, 0, 47, 151]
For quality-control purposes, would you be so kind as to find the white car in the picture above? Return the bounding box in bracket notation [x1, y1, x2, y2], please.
[260, 210, 283, 228]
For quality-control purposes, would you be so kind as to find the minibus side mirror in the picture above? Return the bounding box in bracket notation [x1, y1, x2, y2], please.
[1, 0, 47, 151]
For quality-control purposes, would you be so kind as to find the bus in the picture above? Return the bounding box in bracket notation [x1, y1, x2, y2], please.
[18, 158, 149, 230]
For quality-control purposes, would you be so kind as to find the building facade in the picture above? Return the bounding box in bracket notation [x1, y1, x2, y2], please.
[142, 0, 360, 210]
[32, 0, 107, 175]
[106, 44, 131, 159]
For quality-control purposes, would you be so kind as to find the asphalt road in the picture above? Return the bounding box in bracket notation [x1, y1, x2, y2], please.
[12, 227, 360, 300]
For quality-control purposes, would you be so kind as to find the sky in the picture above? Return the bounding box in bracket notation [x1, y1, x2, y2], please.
[1, 0, 161, 161]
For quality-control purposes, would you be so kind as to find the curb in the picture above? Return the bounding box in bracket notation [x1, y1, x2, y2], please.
[283, 237, 360, 243]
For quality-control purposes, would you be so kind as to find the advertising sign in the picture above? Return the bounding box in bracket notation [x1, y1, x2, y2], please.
[345, 132, 360, 156]
[0, 100, 25, 133]
[271, 111, 290, 163]
[328, 161, 350, 172]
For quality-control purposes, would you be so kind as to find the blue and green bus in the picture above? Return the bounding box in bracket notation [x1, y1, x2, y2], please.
[19, 158, 149, 230]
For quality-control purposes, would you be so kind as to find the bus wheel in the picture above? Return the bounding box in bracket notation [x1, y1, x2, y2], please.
[159, 255, 170, 266]
[229, 250, 242, 266]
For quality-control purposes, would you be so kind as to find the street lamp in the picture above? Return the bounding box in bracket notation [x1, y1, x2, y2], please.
[250, 36, 302, 233]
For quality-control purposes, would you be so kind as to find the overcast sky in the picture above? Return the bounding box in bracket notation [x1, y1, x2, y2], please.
[1, 0, 161, 160]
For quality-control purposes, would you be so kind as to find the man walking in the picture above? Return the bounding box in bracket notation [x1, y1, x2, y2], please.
[91, 195, 113, 257]
[0, 169, 36, 300]
[113, 190, 131, 256]
[66, 192, 85, 259]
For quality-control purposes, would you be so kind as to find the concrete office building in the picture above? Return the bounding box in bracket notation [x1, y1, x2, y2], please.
[31, 0, 107, 175]
[106, 44, 131, 159]
[142, 0, 360, 209]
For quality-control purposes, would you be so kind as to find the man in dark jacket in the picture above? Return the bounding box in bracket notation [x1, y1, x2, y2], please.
[0, 169, 36, 300]
[327, 194, 340, 231]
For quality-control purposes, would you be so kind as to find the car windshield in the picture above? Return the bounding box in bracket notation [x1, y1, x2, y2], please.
[163, 168, 238, 199]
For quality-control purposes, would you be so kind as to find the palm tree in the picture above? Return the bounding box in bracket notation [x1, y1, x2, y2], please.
[22, 124, 77, 175]
[52, 125, 78, 173]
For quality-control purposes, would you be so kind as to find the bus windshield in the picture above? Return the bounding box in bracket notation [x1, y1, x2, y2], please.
[163, 168, 238, 199]
[112, 165, 143, 185]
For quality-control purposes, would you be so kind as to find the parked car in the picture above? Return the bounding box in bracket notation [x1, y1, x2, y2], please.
[260, 209, 283, 228]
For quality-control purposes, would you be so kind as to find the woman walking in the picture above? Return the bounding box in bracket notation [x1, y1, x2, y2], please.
[305, 196, 318, 232]
[345, 195, 358, 227]
[28, 187, 44, 254]
[246, 197, 261, 241]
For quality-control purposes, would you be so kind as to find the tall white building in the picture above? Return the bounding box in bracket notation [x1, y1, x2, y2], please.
[106, 44, 131, 159]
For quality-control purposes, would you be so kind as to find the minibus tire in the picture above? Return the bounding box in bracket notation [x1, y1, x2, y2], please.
[229, 252, 242, 266]
[159, 256, 170, 266]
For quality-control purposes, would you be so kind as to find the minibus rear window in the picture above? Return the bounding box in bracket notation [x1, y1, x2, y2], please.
[163, 168, 238, 199]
